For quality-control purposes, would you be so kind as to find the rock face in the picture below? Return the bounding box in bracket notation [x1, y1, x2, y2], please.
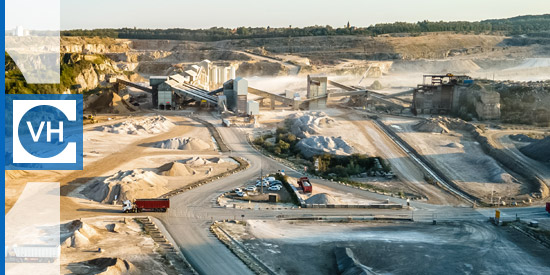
[296, 136, 354, 158]
[74, 63, 99, 90]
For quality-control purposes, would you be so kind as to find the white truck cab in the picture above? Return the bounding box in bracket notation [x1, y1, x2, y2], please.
[122, 200, 133, 213]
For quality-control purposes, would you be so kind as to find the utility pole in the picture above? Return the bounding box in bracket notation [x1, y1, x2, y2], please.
[491, 185, 494, 205]
[260, 158, 263, 194]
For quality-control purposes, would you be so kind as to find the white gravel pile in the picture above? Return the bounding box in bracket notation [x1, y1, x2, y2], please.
[101, 115, 174, 135]
[289, 111, 337, 138]
[181, 156, 213, 166]
[296, 136, 354, 158]
[82, 169, 169, 204]
[305, 193, 340, 205]
[154, 137, 212, 150]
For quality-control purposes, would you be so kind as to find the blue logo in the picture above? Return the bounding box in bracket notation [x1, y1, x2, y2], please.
[5, 94, 83, 170]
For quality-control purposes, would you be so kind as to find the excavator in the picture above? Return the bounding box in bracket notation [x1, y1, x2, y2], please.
[83, 114, 98, 124]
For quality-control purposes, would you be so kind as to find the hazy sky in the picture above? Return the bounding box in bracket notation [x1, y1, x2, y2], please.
[61, 0, 550, 30]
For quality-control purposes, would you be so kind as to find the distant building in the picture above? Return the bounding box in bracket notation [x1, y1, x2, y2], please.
[412, 74, 472, 115]
[13, 26, 27, 36]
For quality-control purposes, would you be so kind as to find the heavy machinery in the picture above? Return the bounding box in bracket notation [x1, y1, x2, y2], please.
[83, 114, 98, 124]
[297, 177, 312, 193]
[123, 199, 170, 213]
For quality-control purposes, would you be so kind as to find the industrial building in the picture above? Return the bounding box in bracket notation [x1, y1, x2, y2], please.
[412, 74, 472, 115]
[307, 75, 328, 109]
[412, 74, 501, 120]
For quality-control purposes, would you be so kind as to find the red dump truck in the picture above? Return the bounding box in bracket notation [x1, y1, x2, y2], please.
[546, 202, 550, 215]
[297, 177, 312, 193]
[123, 199, 170, 213]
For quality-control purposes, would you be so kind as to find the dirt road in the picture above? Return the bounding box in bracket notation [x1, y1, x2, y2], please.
[345, 112, 464, 205]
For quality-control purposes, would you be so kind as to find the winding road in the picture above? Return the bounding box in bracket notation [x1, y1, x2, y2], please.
[156, 112, 549, 275]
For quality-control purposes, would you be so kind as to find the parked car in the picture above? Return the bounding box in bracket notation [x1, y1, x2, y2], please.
[236, 191, 246, 197]
[270, 180, 282, 186]
[245, 186, 257, 192]
[255, 181, 269, 187]
[234, 188, 243, 193]
[266, 176, 276, 182]
[268, 185, 282, 191]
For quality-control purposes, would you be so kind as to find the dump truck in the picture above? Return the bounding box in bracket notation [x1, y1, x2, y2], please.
[123, 198, 170, 213]
[297, 177, 312, 193]
[5, 245, 60, 263]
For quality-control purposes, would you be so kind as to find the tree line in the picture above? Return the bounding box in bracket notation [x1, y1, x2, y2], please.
[61, 15, 550, 41]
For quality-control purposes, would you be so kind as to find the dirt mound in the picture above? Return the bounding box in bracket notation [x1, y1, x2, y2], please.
[209, 157, 225, 164]
[154, 137, 212, 150]
[335, 247, 376, 275]
[62, 220, 99, 248]
[82, 169, 169, 204]
[305, 193, 340, 205]
[443, 142, 464, 148]
[289, 112, 337, 138]
[181, 156, 213, 166]
[520, 137, 550, 162]
[84, 91, 137, 114]
[369, 80, 383, 90]
[413, 118, 451, 134]
[101, 115, 173, 135]
[297, 136, 354, 158]
[158, 161, 196, 176]
[81, 258, 137, 275]
[474, 158, 515, 184]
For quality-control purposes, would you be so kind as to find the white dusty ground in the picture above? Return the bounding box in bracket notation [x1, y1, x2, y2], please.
[382, 116, 523, 199]
[6, 114, 229, 211]
[286, 176, 382, 206]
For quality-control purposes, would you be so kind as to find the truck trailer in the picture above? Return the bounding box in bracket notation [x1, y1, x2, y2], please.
[5, 245, 60, 263]
[297, 177, 312, 193]
[123, 199, 170, 213]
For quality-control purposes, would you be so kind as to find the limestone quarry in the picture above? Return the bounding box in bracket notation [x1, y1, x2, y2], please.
[6, 21, 550, 275]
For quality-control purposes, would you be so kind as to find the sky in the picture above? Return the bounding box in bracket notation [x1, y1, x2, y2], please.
[59, 0, 550, 30]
